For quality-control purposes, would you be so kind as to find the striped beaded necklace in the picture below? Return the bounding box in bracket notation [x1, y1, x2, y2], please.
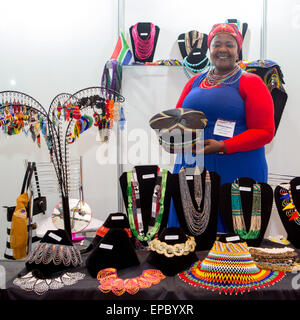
[126, 167, 168, 242]
[231, 182, 261, 240]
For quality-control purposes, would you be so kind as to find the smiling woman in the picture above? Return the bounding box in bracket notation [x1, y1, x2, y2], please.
[168, 23, 275, 232]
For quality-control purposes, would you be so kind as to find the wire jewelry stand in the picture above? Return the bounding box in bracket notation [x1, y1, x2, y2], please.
[0, 87, 125, 239]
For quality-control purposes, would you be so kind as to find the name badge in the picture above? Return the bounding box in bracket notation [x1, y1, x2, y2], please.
[213, 119, 236, 138]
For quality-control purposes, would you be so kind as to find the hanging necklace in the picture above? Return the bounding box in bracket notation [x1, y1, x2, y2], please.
[280, 185, 300, 225]
[231, 182, 261, 239]
[132, 23, 156, 60]
[184, 31, 204, 56]
[202, 64, 243, 88]
[178, 167, 211, 236]
[126, 167, 168, 242]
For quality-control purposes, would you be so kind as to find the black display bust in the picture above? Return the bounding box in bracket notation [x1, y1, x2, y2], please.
[119, 165, 172, 247]
[170, 168, 220, 250]
[274, 177, 300, 248]
[146, 227, 198, 277]
[219, 177, 273, 247]
[129, 22, 160, 63]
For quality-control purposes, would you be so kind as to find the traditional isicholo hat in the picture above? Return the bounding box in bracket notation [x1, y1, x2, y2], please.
[149, 108, 207, 154]
[178, 241, 285, 295]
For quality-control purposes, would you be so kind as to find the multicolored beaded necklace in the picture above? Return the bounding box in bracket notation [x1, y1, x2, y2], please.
[132, 23, 156, 60]
[201, 64, 243, 88]
[280, 185, 300, 225]
[231, 182, 261, 240]
[126, 167, 168, 242]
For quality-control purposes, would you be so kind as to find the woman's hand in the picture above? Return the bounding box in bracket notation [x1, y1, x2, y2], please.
[203, 139, 226, 154]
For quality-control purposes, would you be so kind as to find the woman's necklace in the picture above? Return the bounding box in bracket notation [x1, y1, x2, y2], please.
[231, 182, 261, 239]
[126, 167, 168, 242]
[132, 23, 156, 60]
[178, 167, 211, 236]
[202, 64, 243, 88]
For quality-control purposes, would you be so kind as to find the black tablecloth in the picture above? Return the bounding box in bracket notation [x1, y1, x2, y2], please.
[2, 239, 300, 301]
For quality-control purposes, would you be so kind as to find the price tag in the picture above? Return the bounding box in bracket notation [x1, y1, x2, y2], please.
[226, 235, 240, 242]
[142, 174, 155, 179]
[186, 176, 194, 180]
[165, 235, 179, 240]
[296, 185, 300, 190]
[213, 119, 236, 138]
[239, 186, 252, 192]
[111, 216, 124, 220]
[48, 232, 62, 242]
[140, 33, 148, 36]
[99, 243, 113, 250]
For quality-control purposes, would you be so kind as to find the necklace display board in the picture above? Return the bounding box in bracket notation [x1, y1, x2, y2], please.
[129, 22, 160, 63]
[274, 177, 300, 248]
[81, 212, 134, 254]
[119, 165, 172, 247]
[219, 177, 273, 247]
[170, 167, 220, 250]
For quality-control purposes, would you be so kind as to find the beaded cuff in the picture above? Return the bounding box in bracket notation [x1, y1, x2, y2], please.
[148, 236, 196, 258]
[26, 242, 82, 267]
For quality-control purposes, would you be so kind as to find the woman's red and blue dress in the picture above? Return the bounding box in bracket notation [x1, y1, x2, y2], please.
[168, 68, 275, 232]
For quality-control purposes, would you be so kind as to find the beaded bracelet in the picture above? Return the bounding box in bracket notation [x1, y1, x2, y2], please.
[96, 268, 165, 296]
[148, 236, 196, 258]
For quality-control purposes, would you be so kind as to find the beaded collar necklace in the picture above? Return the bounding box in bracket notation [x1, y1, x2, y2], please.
[127, 167, 168, 242]
[202, 64, 243, 88]
[280, 184, 300, 225]
[178, 167, 211, 236]
[97, 268, 165, 296]
[231, 182, 261, 240]
[132, 23, 156, 60]
[184, 31, 204, 56]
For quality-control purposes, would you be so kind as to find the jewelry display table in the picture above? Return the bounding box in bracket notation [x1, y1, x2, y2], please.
[2, 239, 300, 301]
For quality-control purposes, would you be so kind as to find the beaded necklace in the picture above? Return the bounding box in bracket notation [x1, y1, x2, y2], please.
[178, 167, 211, 236]
[184, 31, 204, 56]
[132, 23, 156, 60]
[126, 167, 168, 242]
[97, 268, 165, 296]
[202, 64, 243, 88]
[182, 56, 211, 79]
[280, 185, 300, 225]
[231, 183, 261, 239]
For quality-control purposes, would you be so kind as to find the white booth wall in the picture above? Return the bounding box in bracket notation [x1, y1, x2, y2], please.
[0, 0, 298, 257]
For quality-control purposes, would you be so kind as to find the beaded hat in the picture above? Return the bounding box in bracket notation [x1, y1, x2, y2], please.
[25, 229, 83, 277]
[208, 23, 243, 53]
[149, 108, 207, 154]
[178, 240, 285, 295]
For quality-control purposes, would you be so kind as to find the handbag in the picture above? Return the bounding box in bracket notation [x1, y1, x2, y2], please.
[32, 162, 47, 215]
[4, 162, 32, 260]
